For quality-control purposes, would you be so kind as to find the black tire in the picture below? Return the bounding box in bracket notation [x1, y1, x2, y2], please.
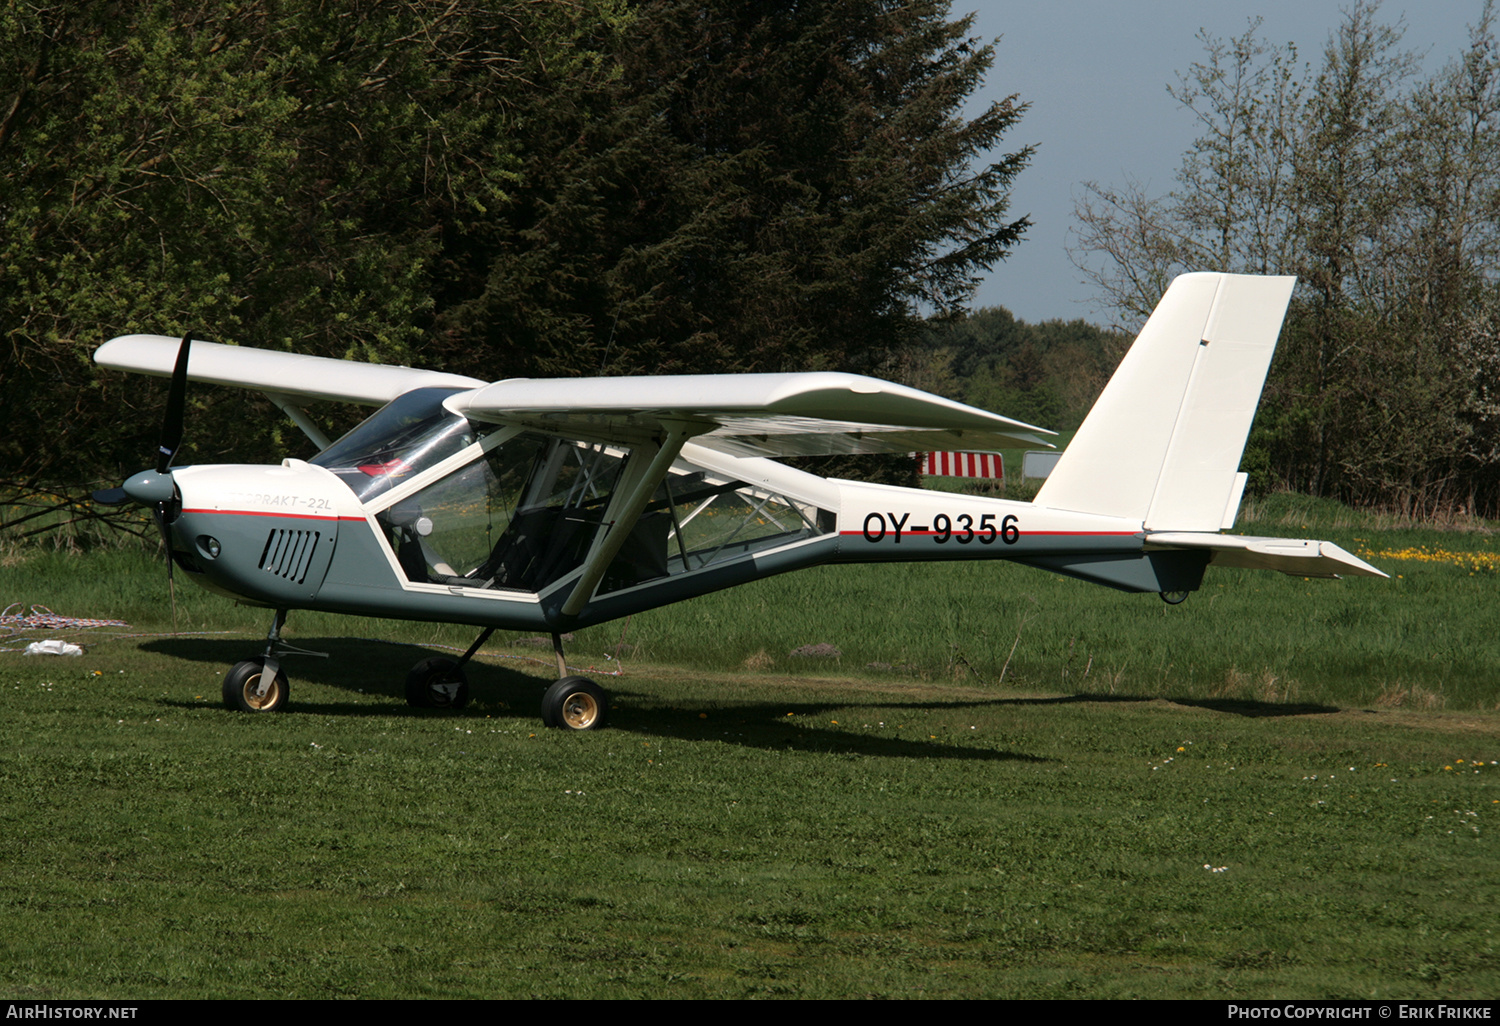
[541, 676, 608, 730]
[223, 658, 289, 713]
[1160, 590, 1190, 605]
[406, 657, 469, 710]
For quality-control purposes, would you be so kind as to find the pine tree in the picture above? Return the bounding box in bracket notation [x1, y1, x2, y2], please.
[429, 0, 1033, 381]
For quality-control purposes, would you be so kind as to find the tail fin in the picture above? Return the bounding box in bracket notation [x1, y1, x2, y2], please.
[1034, 272, 1296, 531]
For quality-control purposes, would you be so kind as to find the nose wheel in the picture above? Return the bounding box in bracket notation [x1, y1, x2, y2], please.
[223, 657, 289, 713]
[222, 610, 315, 713]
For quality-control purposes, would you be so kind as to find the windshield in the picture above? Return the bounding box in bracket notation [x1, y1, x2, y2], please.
[311, 387, 477, 503]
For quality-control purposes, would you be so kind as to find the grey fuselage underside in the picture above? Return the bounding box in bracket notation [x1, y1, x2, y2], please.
[168, 502, 1186, 634]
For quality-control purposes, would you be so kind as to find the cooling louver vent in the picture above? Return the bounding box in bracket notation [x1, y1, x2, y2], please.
[259, 529, 321, 584]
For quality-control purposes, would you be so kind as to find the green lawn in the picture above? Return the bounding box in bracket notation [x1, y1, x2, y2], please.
[0, 499, 1495, 998]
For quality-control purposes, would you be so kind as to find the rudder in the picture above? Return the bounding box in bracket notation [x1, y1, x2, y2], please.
[1033, 272, 1295, 531]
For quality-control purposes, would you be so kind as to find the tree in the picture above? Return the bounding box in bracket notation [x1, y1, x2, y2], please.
[1069, 1, 1500, 516]
[0, 1, 626, 489]
[2, 0, 1034, 513]
[1395, 2, 1500, 510]
[1070, 19, 1304, 329]
[922, 306, 1124, 431]
[428, 0, 1034, 382]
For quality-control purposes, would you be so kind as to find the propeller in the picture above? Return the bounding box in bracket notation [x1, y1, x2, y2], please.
[92, 333, 193, 629]
[157, 329, 191, 473]
[93, 332, 191, 504]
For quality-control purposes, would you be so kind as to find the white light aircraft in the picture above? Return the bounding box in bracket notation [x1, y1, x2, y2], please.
[93, 272, 1384, 728]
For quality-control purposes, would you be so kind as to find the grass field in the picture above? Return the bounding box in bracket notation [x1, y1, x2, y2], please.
[0, 494, 1496, 998]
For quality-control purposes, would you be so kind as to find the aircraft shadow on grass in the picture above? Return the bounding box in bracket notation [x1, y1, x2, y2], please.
[1161, 697, 1339, 718]
[987, 692, 1340, 718]
[140, 636, 1331, 761]
[141, 636, 1049, 761]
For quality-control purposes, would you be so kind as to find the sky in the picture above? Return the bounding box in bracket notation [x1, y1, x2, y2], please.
[962, 1, 1489, 324]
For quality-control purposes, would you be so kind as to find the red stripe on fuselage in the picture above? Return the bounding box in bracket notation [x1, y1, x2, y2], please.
[838, 529, 1139, 537]
[181, 508, 365, 522]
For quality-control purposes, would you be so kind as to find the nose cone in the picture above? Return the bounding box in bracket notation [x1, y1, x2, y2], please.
[123, 469, 176, 505]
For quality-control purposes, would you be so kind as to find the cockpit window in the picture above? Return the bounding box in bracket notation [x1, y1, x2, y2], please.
[311, 388, 477, 502]
[381, 434, 632, 593]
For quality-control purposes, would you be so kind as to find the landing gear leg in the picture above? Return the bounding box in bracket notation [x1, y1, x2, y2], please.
[405, 627, 494, 710]
[222, 609, 327, 713]
[540, 631, 609, 730]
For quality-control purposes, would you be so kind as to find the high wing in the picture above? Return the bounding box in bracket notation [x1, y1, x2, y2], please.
[95, 335, 486, 405]
[96, 334, 488, 448]
[96, 334, 1054, 458]
[446, 373, 1054, 457]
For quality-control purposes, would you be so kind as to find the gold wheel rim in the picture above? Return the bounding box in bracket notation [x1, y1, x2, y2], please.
[242, 672, 280, 711]
[561, 691, 598, 729]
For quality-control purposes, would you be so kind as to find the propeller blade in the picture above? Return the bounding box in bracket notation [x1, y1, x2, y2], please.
[154, 502, 178, 633]
[156, 332, 191, 474]
[154, 505, 175, 575]
[94, 334, 191, 511]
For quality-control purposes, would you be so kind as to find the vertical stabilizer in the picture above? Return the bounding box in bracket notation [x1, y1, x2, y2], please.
[1033, 273, 1295, 531]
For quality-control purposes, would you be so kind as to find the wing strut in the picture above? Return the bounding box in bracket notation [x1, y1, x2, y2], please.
[264, 391, 333, 450]
[560, 422, 698, 617]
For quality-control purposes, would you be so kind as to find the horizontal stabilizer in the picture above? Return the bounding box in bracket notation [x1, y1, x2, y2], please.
[447, 373, 1055, 457]
[1145, 533, 1388, 579]
[96, 335, 485, 406]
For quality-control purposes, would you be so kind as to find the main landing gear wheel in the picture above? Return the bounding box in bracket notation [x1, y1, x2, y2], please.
[1160, 590, 1190, 605]
[406, 657, 470, 710]
[223, 658, 289, 713]
[541, 676, 608, 730]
